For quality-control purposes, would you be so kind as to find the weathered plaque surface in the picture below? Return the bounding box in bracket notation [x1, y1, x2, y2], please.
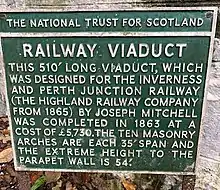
[0, 8, 217, 174]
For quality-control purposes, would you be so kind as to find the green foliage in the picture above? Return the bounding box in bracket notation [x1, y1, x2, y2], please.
[31, 175, 46, 190]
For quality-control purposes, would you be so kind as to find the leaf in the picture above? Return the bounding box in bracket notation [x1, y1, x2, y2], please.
[1, 136, 11, 143]
[81, 173, 90, 183]
[52, 185, 61, 190]
[51, 180, 63, 190]
[66, 181, 73, 190]
[30, 172, 43, 184]
[66, 181, 77, 190]
[57, 180, 62, 187]
[45, 171, 61, 183]
[122, 179, 136, 190]
[31, 175, 46, 190]
[5, 165, 16, 177]
[0, 148, 13, 163]
[2, 129, 10, 136]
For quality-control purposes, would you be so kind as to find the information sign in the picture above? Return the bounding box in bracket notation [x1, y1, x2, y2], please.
[0, 8, 217, 174]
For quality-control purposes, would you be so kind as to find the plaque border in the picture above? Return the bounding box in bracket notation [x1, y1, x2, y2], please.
[0, 7, 218, 175]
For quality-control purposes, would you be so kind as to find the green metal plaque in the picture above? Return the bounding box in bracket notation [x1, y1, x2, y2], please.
[0, 8, 218, 174]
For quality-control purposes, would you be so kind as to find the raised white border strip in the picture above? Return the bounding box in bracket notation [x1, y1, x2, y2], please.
[0, 7, 217, 12]
[16, 167, 196, 175]
[0, 7, 218, 175]
[0, 32, 213, 37]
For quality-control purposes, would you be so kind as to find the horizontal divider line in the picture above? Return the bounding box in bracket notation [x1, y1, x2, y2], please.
[0, 32, 213, 37]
